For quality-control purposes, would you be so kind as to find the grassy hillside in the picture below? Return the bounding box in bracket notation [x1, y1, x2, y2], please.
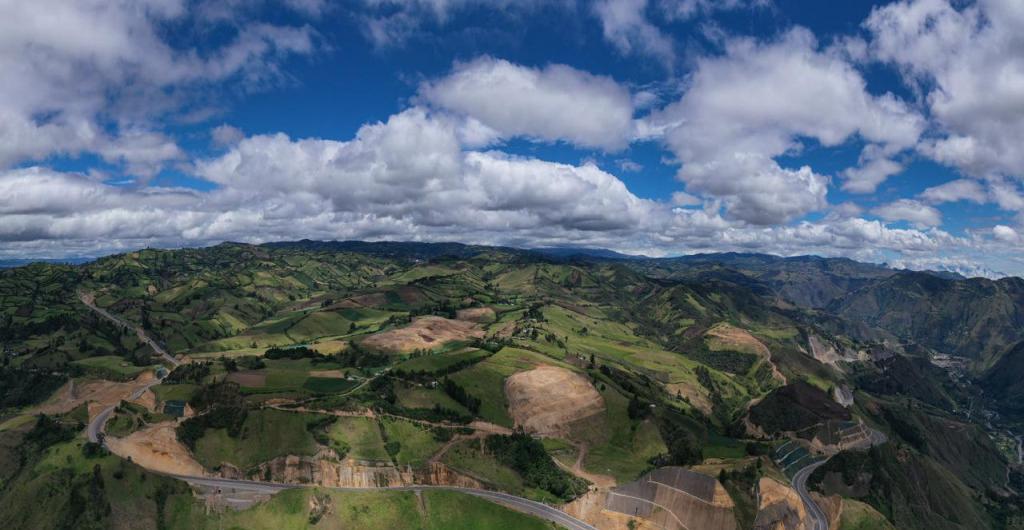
[167, 488, 556, 530]
[3, 241, 1024, 529]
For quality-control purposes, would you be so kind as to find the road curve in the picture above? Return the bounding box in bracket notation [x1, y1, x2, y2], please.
[86, 405, 115, 443]
[86, 377, 164, 443]
[792, 459, 829, 530]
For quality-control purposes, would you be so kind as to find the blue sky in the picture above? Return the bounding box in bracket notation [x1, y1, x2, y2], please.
[1, 0, 1023, 277]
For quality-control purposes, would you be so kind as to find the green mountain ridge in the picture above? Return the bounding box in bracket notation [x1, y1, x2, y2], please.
[0, 240, 1022, 529]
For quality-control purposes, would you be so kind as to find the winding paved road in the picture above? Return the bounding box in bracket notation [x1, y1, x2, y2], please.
[87, 403, 595, 529]
[79, 291, 180, 368]
[174, 474, 597, 530]
[792, 459, 830, 530]
[86, 376, 165, 444]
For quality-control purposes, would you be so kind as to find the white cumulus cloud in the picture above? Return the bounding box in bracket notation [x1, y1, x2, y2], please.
[420, 58, 636, 151]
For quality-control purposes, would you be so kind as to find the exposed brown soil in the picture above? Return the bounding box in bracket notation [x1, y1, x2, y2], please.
[706, 323, 786, 384]
[505, 365, 605, 438]
[105, 421, 206, 477]
[226, 370, 267, 387]
[216, 448, 483, 490]
[564, 491, 663, 530]
[133, 388, 157, 411]
[807, 334, 844, 366]
[494, 321, 517, 338]
[753, 477, 808, 530]
[455, 307, 496, 323]
[706, 323, 770, 356]
[813, 493, 842, 530]
[35, 372, 157, 417]
[360, 316, 483, 354]
[604, 467, 737, 530]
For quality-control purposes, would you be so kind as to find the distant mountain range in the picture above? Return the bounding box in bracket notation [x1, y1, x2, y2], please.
[0, 257, 94, 269]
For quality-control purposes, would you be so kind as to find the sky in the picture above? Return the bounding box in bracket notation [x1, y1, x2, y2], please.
[1, 0, 1023, 277]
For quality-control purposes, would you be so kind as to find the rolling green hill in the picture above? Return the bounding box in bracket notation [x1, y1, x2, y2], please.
[0, 241, 1022, 529]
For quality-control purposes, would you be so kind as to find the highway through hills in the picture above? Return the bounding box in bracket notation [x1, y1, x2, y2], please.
[792, 459, 830, 530]
[86, 399, 596, 530]
[79, 291, 180, 368]
[174, 474, 597, 530]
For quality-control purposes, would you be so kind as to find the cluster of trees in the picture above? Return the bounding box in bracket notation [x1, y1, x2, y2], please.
[0, 367, 67, 409]
[60, 464, 112, 529]
[330, 341, 389, 367]
[441, 378, 481, 414]
[471, 336, 509, 353]
[523, 303, 545, 321]
[407, 299, 461, 319]
[627, 395, 652, 420]
[176, 382, 247, 450]
[25, 414, 79, 449]
[264, 345, 319, 360]
[264, 342, 389, 368]
[685, 346, 757, 375]
[0, 312, 78, 342]
[485, 432, 588, 501]
[163, 361, 211, 384]
[653, 410, 704, 467]
[394, 354, 490, 379]
[221, 355, 265, 372]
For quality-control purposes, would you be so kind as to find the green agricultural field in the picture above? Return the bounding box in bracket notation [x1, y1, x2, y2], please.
[193, 409, 320, 470]
[71, 356, 152, 380]
[0, 415, 34, 432]
[703, 431, 747, 460]
[327, 416, 389, 462]
[442, 439, 526, 493]
[226, 358, 346, 396]
[519, 304, 744, 408]
[580, 384, 667, 483]
[839, 499, 897, 530]
[448, 346, 574, 427]
[151, 383, 199, 403]
[395, 347, 490, 373]
[395, 384, 470, 414]
[303, 376, 358, 394]
[166, 487, 554, 530]
[286, 310, 354, 342]
[380, 417, 443, 467]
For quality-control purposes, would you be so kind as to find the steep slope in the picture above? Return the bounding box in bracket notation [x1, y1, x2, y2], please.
[829, 272, 1024, 368]
[980, 340, 1024, 422]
